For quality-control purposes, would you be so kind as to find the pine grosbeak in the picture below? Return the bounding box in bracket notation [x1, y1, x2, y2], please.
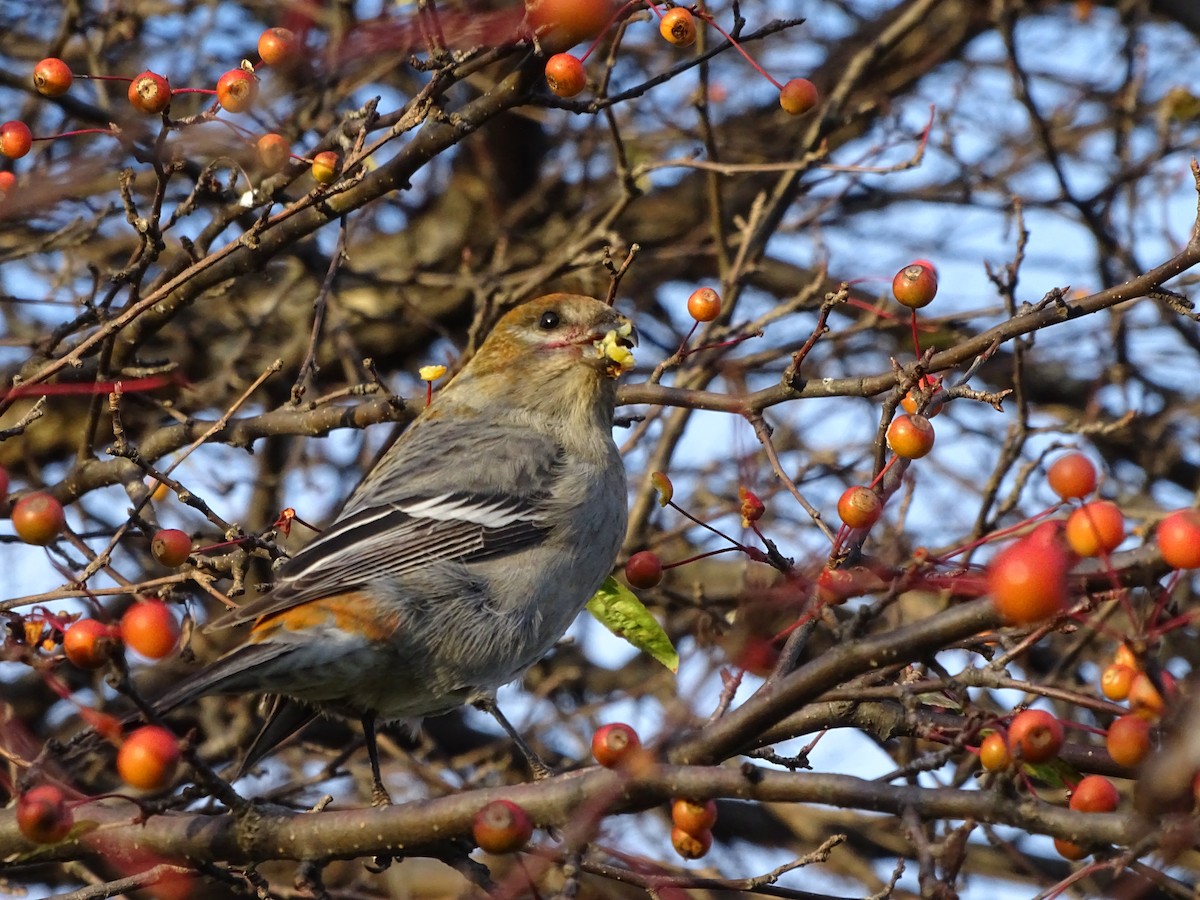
[152, 294, 636, 800]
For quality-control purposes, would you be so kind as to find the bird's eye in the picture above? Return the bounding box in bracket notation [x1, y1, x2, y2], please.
[538, 310, 560, 330]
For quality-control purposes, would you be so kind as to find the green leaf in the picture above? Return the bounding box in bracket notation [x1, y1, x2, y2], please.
[587, 576, 678, 672]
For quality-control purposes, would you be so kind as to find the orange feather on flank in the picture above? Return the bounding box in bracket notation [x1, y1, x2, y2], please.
[250, 592, 401, 644]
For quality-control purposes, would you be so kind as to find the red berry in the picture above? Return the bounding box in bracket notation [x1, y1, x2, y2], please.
[544, 52, 586, 97]
[779, 78, 819, 115]
[979, 731, 1010, 772]
[33, 58, 73, 97]
[1006, 709, 1063, 764]
[671, 825, 712, 859]
[671, 798, 717, 834]
[258, 27, 299, 66]
[837, 486, 882, 529]
[659, 7, 697, 46]
[1065, 500, 1124, 557]
[12, 492, 66, 545]
[1106, 714, 1152, 767]
[625, 550, 664, 589]
[472, 799, 533, 854]
[591, 722, 641, 768]
[987, 525, 1072, 624]
[63, 618, 117, 669]
[128, 71, 171, 114]
[117, 725, 180, 790]
[1069, 774, 1119, 812]
[0, 465, 8, 497]
[891, 263, 938, 309]
[311, 150, 340, 184]
[526, 0, 614, 52]
[0, 171, 15, 200]
[1157, 509, 1200, 569]
[0, 121, 33, 160]
[256, 133, 291, 173]
[886, 414, 935, 459]
[686, 287, 721, 322]
[1099, 663, 1134, 701]
[1047, 452, 1097, 500]
[151, 528, 191, 567]
[216, 69, 258, 113]
[16, 784, 73, 843]
[120, 600, 179, 660]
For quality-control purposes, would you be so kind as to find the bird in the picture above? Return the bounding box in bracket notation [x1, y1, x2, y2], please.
[148, 293, 636, 803]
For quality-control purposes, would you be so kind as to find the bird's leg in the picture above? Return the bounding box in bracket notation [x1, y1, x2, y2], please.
[475, 698, 554, 780]
[361, 715, 393, 807]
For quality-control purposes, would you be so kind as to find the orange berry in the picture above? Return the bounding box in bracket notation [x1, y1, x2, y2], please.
[128, 71, 171, 114]
[979, 731, 1011, 771]
[216, 69, 258, 113]
[659, 8, 697, 46]
[544, 52, 586, 97]
[1106, 714, 1152, 767]
[987, 525, 1072, 624]
[671, 825, 712, 859]
[837, 486, 882, 529]
[1064, 500, 1124, 557]
[0, 121, 33, 160]
[1129, 670, 1174, 721]
[16, 784, 73, 843]
[1099, 663, 1134, 701]
[1006, 709, 1063, 764]
[779, 78, 819, 115]
[120, 600, 179, 659]
[472, 799, 533, 854]
[1047, 452, 1097, 500]
[526, 0, 613, 52]
[12, 492, 66, 545]
[591, 722, 641, 768]
[258, 27, 299, 66]
[1113, 643, 1138, 670]
[256, 133, 290, 174]
[311, 150, 340, 184]
[686, 287, 721, 322]
[1157, 509, 1200, 569]
[0, 171, 16, 200]
[901, 376, 943, 417]
[891, 263, 938, 309]
[151, 528, 191, 567]
[1054, 837, 1088, 861]
[671, 798, 717, 835]
[1069, 774, 1119, 812]
[886, 414, 935, 459]
[117, 725, 180, 790]
[63, 619, 116, 669]
[33, 58, 73, 97]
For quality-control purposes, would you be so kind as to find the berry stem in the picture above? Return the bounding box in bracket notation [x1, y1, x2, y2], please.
[696, 10, 783, 90]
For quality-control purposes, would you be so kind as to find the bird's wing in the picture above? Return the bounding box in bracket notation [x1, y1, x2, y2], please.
[210, 491, 551, 628]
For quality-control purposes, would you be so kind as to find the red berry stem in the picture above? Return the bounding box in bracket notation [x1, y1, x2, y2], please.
[576, 0, 647, 63]
[31, 128, 113, 143]
[665, 498, 767, 563]
[170, 88, 218, 97]
[661, 545, 739, 570]
[909, 309, 922, 359]
[695, 10, 783, 90]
